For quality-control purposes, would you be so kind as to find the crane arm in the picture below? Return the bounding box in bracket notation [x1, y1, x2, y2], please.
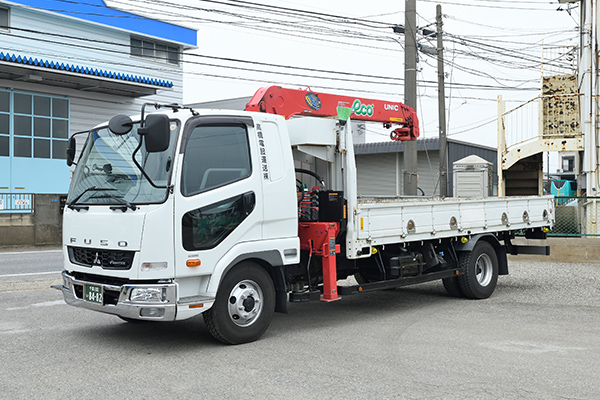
[245, 86, 419, 140]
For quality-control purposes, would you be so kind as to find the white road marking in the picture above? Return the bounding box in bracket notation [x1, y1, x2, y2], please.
[6, 300, 65, 311]
[32, 300, 65, 307]
[0, 249, 62, 256]
[0, 271, 61, 278]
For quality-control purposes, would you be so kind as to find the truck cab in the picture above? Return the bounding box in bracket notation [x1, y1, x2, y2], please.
[61, 107, 299, 342]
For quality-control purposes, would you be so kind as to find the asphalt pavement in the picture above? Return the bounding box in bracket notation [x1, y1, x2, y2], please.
[0, 251, 599, 399]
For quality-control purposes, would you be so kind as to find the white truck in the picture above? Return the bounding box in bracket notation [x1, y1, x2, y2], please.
[59, 86, 554, 344]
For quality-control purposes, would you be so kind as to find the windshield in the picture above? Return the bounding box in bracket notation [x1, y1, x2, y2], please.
[67, 119, 180, 205]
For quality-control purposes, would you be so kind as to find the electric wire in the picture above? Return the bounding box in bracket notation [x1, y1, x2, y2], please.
[1, 0, 580, 132]
[417, 0, 566, 11]
[3, 26, 549, 93]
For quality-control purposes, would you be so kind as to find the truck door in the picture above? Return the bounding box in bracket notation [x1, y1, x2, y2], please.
[173, 116, 263, 294]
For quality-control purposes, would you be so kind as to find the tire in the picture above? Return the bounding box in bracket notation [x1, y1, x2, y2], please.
[354, 272, 369, 284]
[442, 276, 464, 297]
[204, 262, 275, 345]
[457, 241, 499, 299]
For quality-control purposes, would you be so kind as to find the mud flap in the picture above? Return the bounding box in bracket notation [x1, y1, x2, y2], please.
[273, 266, 288, 314]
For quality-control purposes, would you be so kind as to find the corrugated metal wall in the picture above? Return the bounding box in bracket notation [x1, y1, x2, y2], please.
[356, 153, 398, 195]
[416, 150, 441, 197]
[355, 138, 496, 197]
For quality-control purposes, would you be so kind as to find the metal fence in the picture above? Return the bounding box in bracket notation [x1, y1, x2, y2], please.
[501, 92, 582, 153]
[551, 196, 600, 237]
[0, 193, 35, 213]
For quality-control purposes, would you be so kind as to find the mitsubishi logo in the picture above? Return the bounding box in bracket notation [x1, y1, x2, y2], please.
[93, 252, 102, 266]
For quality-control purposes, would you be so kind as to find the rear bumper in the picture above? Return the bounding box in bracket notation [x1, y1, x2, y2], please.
[60, 271, 177, 321]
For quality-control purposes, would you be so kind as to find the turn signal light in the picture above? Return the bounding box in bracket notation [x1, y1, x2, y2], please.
[461, 237, 469, 244]
[186, 259, 201, 267]
[543, 227, 549, 233]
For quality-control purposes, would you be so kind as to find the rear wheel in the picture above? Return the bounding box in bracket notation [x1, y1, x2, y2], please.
[457, 241, 498, 299]
[204, 262, 275, 344]
[442, 276, 464, 297]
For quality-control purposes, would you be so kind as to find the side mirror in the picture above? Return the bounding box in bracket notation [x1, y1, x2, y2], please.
[143, 114, 170, 153]
[66, 136, 77, 166]
[108, 114, 133, 135]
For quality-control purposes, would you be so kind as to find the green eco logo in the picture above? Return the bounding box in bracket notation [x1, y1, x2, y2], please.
[352, 99, 374, 117]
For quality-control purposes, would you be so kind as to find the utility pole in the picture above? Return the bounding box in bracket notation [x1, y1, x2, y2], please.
[436, 4, 447, 197]
[403, 0, 418, 196]
[580, 0, 597, 198]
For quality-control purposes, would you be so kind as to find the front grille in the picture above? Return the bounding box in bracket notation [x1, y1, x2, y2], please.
[68, 246, 135, 270]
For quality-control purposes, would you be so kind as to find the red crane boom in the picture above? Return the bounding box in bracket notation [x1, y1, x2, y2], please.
[245, 86, 419, 141]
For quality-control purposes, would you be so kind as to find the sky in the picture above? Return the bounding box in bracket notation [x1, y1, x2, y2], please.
[107, 0, 580, 148]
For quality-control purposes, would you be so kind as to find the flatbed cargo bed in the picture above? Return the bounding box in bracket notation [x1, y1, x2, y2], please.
[347, 195, 554, 255]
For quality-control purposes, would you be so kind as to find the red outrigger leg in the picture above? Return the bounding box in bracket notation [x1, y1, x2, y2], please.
[298, 222, 341, 302]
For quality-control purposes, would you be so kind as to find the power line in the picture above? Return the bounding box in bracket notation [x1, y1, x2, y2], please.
[3, 26, 542, 92]
[418, 0, 564, 11]
[107, 0, 396, 30]
[448, 116, 497, 136]
[4, 0, 581, 131]
[444, 14, 577, 33]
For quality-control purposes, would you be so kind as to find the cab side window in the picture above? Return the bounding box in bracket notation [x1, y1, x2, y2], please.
[182, 192, 255, 251]
[181, 124, 251, 196]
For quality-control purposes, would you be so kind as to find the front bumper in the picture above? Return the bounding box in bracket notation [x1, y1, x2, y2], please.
[60, 271, 177, 320]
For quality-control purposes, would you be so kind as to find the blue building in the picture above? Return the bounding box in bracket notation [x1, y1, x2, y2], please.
[0, 0, 197, 197]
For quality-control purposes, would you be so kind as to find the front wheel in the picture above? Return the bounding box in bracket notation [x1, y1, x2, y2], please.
[457, 241, 499, 299]
[204, 262, 275, 344]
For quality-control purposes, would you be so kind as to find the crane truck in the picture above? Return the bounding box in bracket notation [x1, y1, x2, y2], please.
[59, 86, 554, 344]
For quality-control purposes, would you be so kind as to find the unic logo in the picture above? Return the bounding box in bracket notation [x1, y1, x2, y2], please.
[352, 99, 374, 117]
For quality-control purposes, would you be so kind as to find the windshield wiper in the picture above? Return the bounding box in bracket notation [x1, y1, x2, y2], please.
[89, 193, 138, 212]
[67, 186, 117, 210]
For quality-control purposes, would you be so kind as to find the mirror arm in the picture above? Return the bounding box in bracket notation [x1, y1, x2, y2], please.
[131, 137, 168, 189]
[66, 129, 90, 166]
[139, 102, 160, 135]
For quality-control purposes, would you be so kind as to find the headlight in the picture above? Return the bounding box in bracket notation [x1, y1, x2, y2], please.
[130, 287, 166, 302]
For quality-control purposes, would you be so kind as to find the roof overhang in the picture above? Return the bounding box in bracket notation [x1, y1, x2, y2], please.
[0, 62, 159, 97]
[2, 0, 197, 48]
[0, 52, 172, 97]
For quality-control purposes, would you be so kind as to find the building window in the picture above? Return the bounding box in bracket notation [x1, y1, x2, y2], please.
[562, 156, 575, 172]
[0, 89, 69, 160]
[0, 7, 8, 30]
[0, 91, 9, 157]
[130, 37, 180, 65]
